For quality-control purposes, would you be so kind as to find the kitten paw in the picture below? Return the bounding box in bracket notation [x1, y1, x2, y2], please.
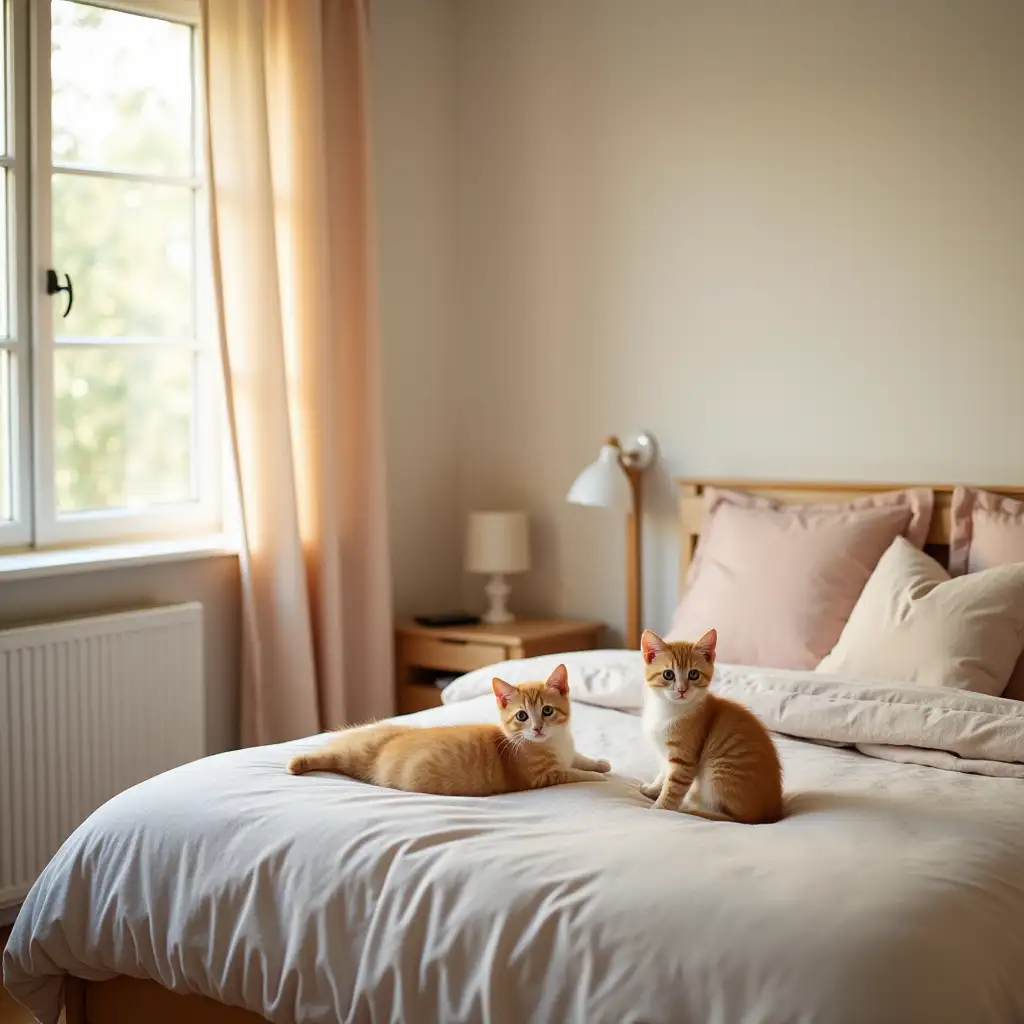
[639, 784, 660, 800]
[593, 759, 612, 773]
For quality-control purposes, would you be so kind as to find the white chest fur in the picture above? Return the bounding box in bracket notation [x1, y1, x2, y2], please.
[642, 690, 706, 759]
[641, 690, 711, 805]
[642, 690, 677, 757]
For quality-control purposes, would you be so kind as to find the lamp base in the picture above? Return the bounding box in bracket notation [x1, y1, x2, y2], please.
[482, 573, 515, 624]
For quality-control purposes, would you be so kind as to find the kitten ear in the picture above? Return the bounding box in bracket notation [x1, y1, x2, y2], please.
[641, 629, 665, 664]
[693, 628, 717, 663]
[492, 678, 517, 708]
[545, 663, 569, 696]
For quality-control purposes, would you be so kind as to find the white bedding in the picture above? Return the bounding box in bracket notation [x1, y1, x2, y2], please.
[6, 652, 1024, 1024]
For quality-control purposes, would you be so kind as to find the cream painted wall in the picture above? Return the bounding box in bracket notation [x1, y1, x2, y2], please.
[372, 0, 463, 620]
[10, 0, 1014, 753]
[454, 0, 1024, 640]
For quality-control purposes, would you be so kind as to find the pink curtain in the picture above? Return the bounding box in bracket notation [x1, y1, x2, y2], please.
[201, 0, 393, 745]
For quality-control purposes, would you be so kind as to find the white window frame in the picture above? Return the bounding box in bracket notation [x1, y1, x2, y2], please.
[6, 0, 221, 550]
[3, 0, 33, 547]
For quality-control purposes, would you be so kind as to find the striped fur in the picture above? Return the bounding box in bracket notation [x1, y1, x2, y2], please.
[640, 628, 783, 824]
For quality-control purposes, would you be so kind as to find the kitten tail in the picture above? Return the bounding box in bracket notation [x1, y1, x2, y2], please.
[287, 751, 345, 776]
[287, 724, 404, 782]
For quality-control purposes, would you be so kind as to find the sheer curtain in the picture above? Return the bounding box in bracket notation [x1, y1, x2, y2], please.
[201, 0, 393, 745]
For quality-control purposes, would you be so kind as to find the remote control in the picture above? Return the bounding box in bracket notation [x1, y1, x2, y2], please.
[414, 613, 481, 628]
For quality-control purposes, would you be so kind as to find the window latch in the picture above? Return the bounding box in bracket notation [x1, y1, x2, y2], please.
[46, 269, 74, 319]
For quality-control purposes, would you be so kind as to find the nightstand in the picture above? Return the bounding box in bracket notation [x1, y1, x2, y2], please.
[395, 619, 605, 715]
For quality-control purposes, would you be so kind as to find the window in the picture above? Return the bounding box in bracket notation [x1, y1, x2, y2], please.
[2, 0, 220, 550]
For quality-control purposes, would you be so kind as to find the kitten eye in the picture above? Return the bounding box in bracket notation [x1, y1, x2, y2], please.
[515, 710, 529, 722]
[662, 669, 675, 682]
[542, 705, 554, 717]
[687, 669, 700, 681]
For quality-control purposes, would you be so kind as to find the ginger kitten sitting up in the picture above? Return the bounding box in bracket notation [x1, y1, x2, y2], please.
[287, 664, 611, 796]
[640, 628, 783, 824]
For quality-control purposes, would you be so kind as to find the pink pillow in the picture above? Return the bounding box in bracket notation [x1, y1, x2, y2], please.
[667, 487, 934, 670]
[949, 486, 1024, 700]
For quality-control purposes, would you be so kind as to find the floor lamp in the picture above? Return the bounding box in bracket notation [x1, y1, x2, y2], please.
[567, 432, 657, 649]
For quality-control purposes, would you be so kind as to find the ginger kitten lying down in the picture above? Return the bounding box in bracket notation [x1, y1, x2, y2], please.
[287, 664, 611, 796]
[640, 628, 783, 824]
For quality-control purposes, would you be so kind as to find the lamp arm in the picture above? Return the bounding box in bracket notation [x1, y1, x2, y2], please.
[603, 436, 644, 650]
[622, 464, 644, 651]
[590, 432, 654, 651]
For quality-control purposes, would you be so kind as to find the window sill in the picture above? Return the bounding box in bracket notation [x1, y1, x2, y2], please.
[0, 535, 240, 581]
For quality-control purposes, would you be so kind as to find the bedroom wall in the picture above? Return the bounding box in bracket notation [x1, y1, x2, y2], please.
[372, 0, 463, 620]
[454, 0, 1024, 640]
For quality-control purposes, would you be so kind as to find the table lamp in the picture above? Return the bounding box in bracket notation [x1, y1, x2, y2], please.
[465, 511, 531, 624]
[567, 432, 657, 648]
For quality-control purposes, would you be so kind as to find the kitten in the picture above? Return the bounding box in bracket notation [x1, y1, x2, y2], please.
[639, 628, 783, 824]
[287, 664, 611, 796]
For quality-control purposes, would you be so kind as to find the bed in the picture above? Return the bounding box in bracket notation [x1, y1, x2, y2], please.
[6, 479, 1024, 1024]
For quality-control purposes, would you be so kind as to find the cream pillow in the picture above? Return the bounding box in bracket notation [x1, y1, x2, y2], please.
[816, 536, 1024, 696]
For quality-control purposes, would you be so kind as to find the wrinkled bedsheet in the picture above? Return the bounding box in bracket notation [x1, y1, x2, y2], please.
[6, 654, 1024, 1023]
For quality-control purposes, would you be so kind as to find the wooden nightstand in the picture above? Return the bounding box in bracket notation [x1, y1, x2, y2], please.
[395, 619, 605, 715]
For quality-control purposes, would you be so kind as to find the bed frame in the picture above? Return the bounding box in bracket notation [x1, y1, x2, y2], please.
[63, 477, 1024, 1024]
[64, 976, 268, 1023]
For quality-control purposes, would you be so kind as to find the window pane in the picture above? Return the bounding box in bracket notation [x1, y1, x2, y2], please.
[0, 352, 9, 520]
[52, 174, 194, 339]
[55, 346, 195, 512]
[0, 0, 7, 156]
[51, 1, 192, 176]
[0, 171, 6, 338]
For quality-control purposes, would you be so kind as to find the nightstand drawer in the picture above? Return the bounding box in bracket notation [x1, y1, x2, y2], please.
[402, 636, 505, 674]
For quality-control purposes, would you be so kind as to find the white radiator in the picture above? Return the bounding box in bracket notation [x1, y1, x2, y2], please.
[0, 603, 205, 909]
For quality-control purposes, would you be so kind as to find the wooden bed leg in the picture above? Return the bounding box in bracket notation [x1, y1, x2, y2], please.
[65, 976, 87, 1024]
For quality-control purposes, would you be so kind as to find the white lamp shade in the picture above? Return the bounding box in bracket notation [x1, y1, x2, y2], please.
[465, 511, 531, 575]
[567, 444, 629, 510]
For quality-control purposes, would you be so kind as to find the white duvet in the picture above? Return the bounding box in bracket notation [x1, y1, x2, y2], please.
[7, 652, 1024, 1024]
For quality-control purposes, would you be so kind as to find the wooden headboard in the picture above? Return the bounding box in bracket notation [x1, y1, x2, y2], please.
[677, 478, 1024, 594]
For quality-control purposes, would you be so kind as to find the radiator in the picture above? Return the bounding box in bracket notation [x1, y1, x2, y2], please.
[0, 603, 205, 909]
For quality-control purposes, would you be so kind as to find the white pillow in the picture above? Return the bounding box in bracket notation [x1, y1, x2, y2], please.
[441, 649, 645, 710]
[816, 536, 1024, 696]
